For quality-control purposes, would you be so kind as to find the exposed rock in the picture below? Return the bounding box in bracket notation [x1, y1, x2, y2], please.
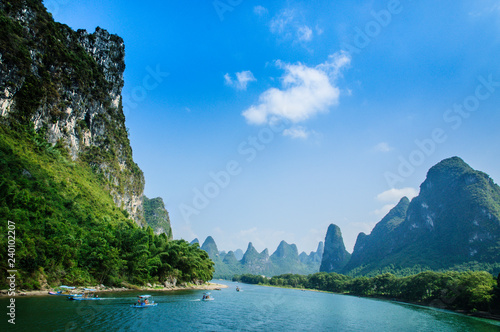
[0, 1, 146, 224]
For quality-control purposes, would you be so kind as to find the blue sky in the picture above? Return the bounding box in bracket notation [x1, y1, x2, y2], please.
[49, 0, 500, 254]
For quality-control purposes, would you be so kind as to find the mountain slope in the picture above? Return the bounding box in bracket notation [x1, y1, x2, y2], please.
[143, 196, 173, 238]
[0, 0, 212, 288]
[0, 0, 144, 223]
[345, 157, 500, 276]
[320, 224, 351, 273]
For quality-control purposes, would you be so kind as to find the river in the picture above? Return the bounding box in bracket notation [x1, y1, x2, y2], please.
[1, 280, 499, 331]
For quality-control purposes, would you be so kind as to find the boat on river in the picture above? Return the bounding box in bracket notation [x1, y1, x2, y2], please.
[131, 295, 157, 308]
[49, 286, 82, 297]
[68, 288, 101, 301]
[201, 292, 214, 301]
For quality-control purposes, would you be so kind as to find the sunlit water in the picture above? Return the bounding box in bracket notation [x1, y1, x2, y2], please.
[1, 280, 499, 331]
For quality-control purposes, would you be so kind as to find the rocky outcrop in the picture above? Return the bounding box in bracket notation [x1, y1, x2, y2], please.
[319, 224, 351, 273]
[0, 1, 145, 224]
[143, 196, 173, 238]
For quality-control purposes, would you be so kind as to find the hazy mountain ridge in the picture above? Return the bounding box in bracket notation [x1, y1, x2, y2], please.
[199, 238, 324, 278]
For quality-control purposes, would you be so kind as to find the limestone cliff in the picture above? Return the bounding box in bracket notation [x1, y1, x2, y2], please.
[319, 224, 351, 273]
[143, 196, 173, 238]
[0, 0, 144, 224]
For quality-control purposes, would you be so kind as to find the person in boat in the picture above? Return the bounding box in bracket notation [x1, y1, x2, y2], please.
[145, 299, 149, 304]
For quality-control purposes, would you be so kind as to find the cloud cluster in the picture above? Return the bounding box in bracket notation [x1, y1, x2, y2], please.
[253, 5, 268, 16]
[283, 126, 310, 139]
[373, 187, 418, 217]
[269, 8, 316, 44]
[242, 51, 351, 126]
[224, 70, 257, 90]
[373, 142, 393, 153]
[376, 187, 418, 202]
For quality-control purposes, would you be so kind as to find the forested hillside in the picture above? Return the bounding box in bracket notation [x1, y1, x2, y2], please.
[0, 0, 212, 289]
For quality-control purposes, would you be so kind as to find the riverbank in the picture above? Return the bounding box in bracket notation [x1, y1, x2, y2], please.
[0, 282, 228, 297]
[236, 282, 500, 322]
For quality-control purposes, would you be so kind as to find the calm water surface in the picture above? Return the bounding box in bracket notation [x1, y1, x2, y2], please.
[1, 280, 500, 331]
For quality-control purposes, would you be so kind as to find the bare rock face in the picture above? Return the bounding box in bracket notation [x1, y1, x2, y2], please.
[0, 1, 145, 224]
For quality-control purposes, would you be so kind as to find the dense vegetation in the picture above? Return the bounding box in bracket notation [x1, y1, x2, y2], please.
[234, 271, 500, 314]
[343, 157, 500, 276]
[0, 124, 213, 289]
[1, 0, 145, 223]
[143, 196, 173, 238]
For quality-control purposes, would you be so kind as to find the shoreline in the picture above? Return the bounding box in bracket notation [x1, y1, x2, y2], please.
[1, 282, 228, 297]
[235, 282, 500, 322]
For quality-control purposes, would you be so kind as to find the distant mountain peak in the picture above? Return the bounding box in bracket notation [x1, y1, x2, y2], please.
[201, 236, 219, 260]
[319, 224, 351, 273]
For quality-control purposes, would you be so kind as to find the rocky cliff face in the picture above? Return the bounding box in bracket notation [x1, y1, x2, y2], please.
[0, 0, 144, 224]
[143, 196, 173, 238]
[320, 224, 351, 273]
[344, 157, 500, 275]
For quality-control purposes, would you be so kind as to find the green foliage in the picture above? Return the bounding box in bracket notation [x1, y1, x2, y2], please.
[143, 196, 173, 239]
[233, 270, 498, 313]
[0, 124, 213, 289]
[1, 1, 143, 220]
[344, 157, 500, 277]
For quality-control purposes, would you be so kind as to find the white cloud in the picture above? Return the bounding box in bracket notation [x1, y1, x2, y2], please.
[270, 9, 295, 35]
[254, 5, 268, 16]
[224, 70, 257, 90]
[269, 9, 314, 43]
[376, 187, 418, 202]
[297, 25, 313, 41]
[373, 204, 398, 218]
[242, 51, 351, 125]
[371, 187, 417, 219]
[373, 142, 393, 153]
[283, 126, 309, 139]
